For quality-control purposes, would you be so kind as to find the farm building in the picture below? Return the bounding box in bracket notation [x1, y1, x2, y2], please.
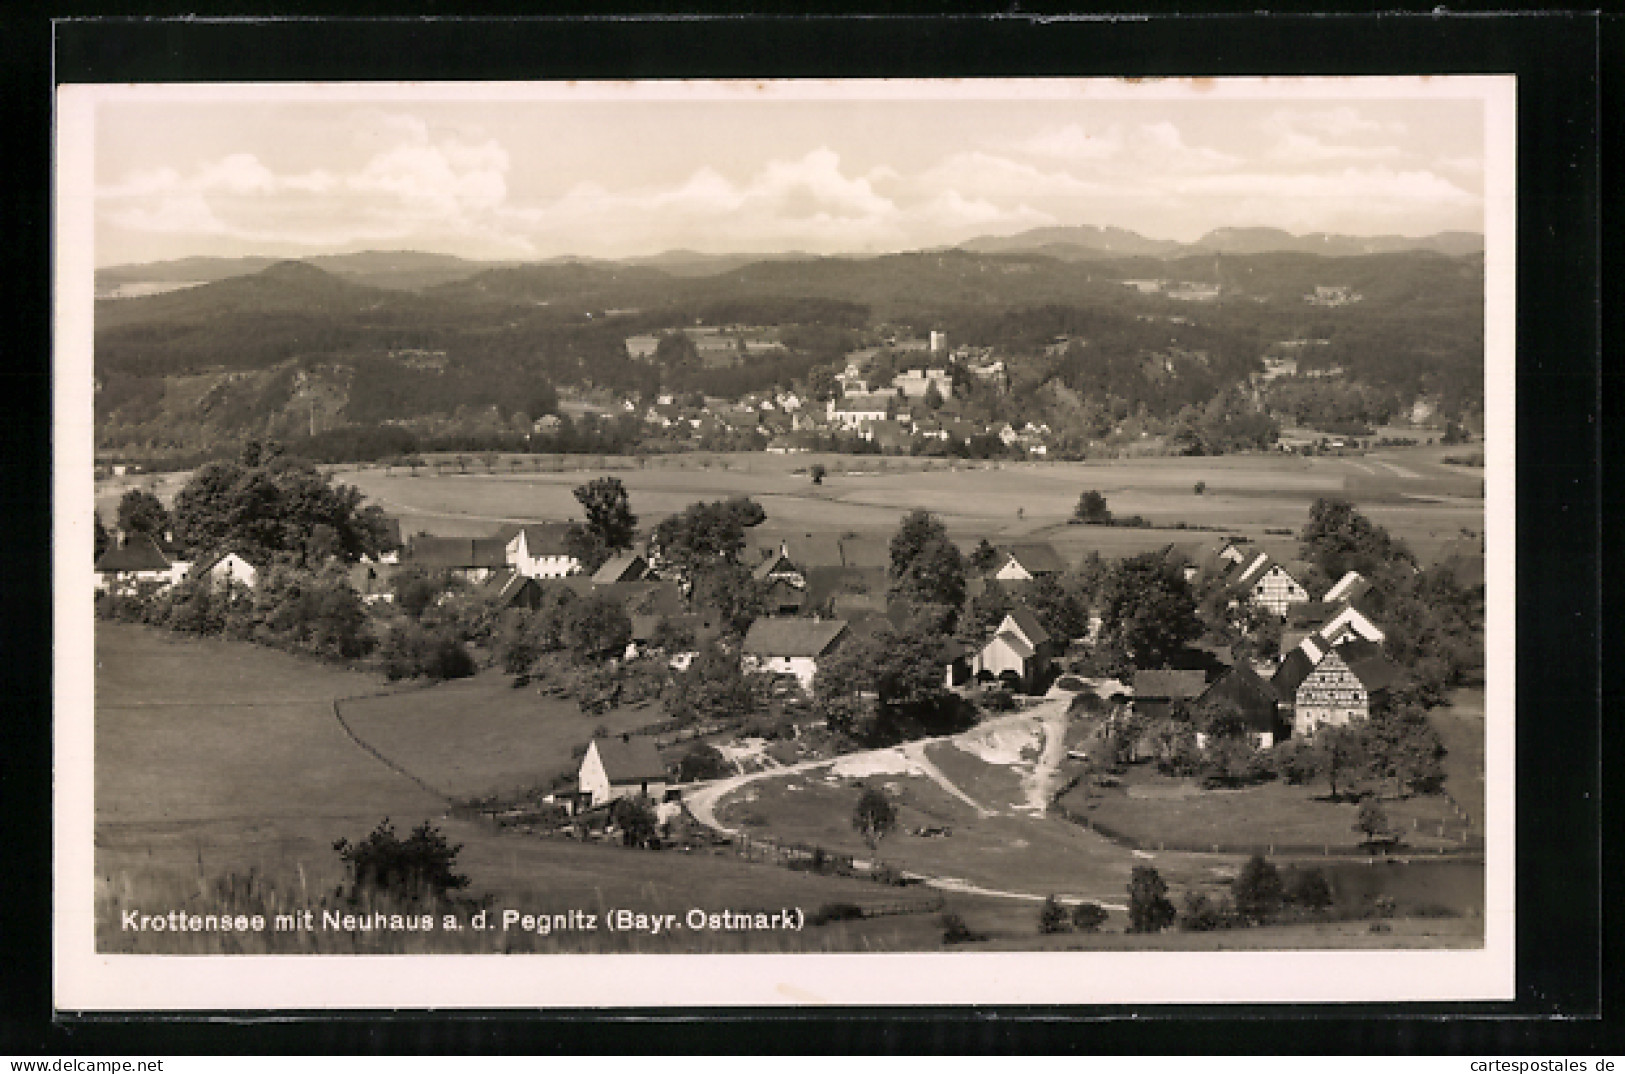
[1130, 669, 1209, 721]
[1283, 600, 1386, 654]
[479, 569, 546, 611]
[1194, 665, 1287, 748]
[578, 736, 669, 809]
[1229, 551, 1313, 618]
[972, 607, 1055, 692]
[1273, 638, 1401, 737]
[493, 522, 581, 579]
[591, 551, 648, 585]
[190, 551, 258, 592]
[405, 536, 510, 584]
[992, 542, 1068, 582]
[95, 532, 183, 595]
[740, 617, 850, 692]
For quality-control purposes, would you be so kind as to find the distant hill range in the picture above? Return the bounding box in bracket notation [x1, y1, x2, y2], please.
[96, 227, 1481, 298]
[957, 225, 1483, 260]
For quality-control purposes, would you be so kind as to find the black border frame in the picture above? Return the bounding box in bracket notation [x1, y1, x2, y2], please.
[3, 9, 1610, 1055]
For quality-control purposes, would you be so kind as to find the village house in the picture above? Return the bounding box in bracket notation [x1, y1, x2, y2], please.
[892, 368, 953, 400]
[95, 532, 183, 595]
[972, 607, 1055, 693]
[826, 392, 894, 429]
[992, 542, 1069, 582]
[1271, 638, 1400, 737]
[1324, 570, 1371, 604]
[405, 536, 510, 584]
[495, 523, 581, 578]
[477, 568, 546, 611]
[740, 617, 849, 692]
[752, 544, 808, 615]
[591, 551, 648, 585]
[189, 551, 258, 592]
[577, 735, 669, 809]
[1130, 669, 1209, 721]
[1193, 665, 1287, 748]
[1228, 551, 1313, 618]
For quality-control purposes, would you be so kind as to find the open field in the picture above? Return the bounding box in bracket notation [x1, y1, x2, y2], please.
[1433, 686, 1487, 830]
[94, 445, 1483, 567]
[91, 622, 1051, 952]
[1059, 769, 1474, 855]
[302, 446, 1482, 565]
[338, 672, 662, 801]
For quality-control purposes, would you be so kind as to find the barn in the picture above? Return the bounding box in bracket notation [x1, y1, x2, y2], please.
[578, 735, 669, 809]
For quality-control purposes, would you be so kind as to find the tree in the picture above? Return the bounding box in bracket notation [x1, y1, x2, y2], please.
[1127, 866, 1177, 933]
[852, 787, 897, 857]
[1038, 895, 1072, 934]
[1318, 724, 1368, 800]
[1355, 798, 1395, 847]
[564, 592, 633, 661]
[809, 463, 827, 485]
[610, 795, 659, 848]
[1193, 481, 1207, 496]
[1362, 703, 1447, 796]
[654, 331, 699, 370]
[666, 643, 761, 726]
[1300, 497, 1414, 579]
[333, 819, 469, 902]
[1291, 868, 1334, 913]
[171, 440, 391, 564]
[807, 366, 841, 403]
[1071, 902, 1109, 932]
[923, 383, 945, 410]
[1074, 490, 1112, 524]
[675, 742, 731, 782]
[650, 498, 749, 578]
[814, 614, 957, 739]
[391, 568, 447, 620]
[964, 582, 1014, 641]
[967, 538, 1001, 574]
[690, 561, 766, 638]
[1232, 855, 1285, 924]
[1097, 553, 1202, 670]
[117, 488, 170, 538]
[1024, 573, 1092, 642]
[573, 477, 637, 553]
[888, 509, 965, 615]
[94, 510, 110, 559]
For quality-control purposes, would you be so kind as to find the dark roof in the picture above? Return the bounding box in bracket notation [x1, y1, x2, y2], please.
[1197, 665, 1284, 728]
[741, 617, 849, 658]
[592, 551, 647, 584]
[504, 522, 576, 558]
[1131, 669, 1209, 701]
[1001, 542, 1068, 576]
[95, 533, 172, 573]
[407, 537, 508, 570]
[752, 549, 798, 580]
[1004, 605, 1052, 648]
[749, 532, 845, 569]
[376, 517, 403, 549]
[480, 569, 542, 609]
[1286, 601, 1341, 628]
[1333, 638, 1402, 693]
[587, 736, 667, 783]
[804, 566, 887, 611]
[1271, 647, 1317, 698]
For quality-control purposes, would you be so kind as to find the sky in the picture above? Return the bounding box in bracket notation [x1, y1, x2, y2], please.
[87, 80, 1492, 268]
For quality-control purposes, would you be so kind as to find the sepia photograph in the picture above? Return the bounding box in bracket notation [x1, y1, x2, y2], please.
[54, 75, 1516, 1009]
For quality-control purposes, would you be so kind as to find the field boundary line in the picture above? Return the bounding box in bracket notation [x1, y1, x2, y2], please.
[329, 693, 457, 806]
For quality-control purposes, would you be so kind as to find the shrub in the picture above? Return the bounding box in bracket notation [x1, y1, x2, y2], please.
[675, 742, 731, 783]
[1193, 481, 1206, 495]
[379, 622, 476, 682]
[1232, 855, 1285, 924]
[1038, 895, 1072, 934]
[332, 819, 469, 902]
[809, 902, 864, 925]
[941, 912, 981, 944]
[1180, 891, 1225, 932]
[608, 795, 659, 848]
[1289, 868, 1334, 913]
[1070, 901, 1109, 932]
[1128, 866, 1177, 933]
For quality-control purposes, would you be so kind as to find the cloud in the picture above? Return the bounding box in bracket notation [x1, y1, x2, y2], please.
[97, 113, 514, 250]
[1017, 123, 1124, 161]
[1168, 165, 1478, 204]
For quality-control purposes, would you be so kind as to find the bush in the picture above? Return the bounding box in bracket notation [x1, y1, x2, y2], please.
[1070, 901, 1108, 932]
[941, 912, 981, 944]
[1128, 866, 1177, 933]
[675, 742, 731, 783]
[608, 795, 659, 849]
[1038, 895, 1072, 934]
[1289, 868, 1334, 913]
[379, 622, 476, 682]
[1193, 481, 1206, 495]
[1232, 855, 1285, 924]
[1179, 891, 1225, 932]
[332, 818, 470, 902]
[809, 902, 864, 925]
